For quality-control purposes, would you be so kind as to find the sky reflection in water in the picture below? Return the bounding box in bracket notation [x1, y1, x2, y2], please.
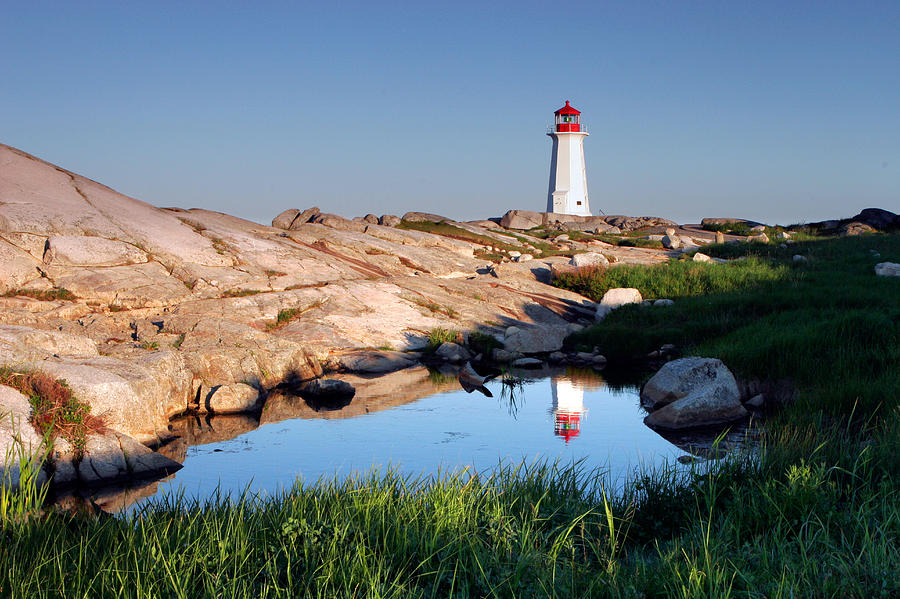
[150, 370, 686, 503]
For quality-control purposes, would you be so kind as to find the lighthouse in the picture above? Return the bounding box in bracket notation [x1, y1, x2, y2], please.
[546, 101, 591, 216]
[550, 378, 587, 444]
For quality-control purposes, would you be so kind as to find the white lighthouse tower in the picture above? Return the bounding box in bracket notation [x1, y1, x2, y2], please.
[546, 100, 591, 216]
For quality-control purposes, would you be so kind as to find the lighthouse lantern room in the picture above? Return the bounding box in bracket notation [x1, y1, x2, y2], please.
[546, 100, 591, 216]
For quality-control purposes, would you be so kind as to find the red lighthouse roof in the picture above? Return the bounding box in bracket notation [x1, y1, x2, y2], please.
[554, 100, 581, 116]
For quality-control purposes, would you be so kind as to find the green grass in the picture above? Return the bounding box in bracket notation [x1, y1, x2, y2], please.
[2, 287, 77, 302]
[2, 235, 899, 597]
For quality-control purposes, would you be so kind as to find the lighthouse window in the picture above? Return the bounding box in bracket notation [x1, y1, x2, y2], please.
[576, 201, 582, 206]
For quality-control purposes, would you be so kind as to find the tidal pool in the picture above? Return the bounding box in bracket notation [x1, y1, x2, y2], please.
[74, 366, 746, 513]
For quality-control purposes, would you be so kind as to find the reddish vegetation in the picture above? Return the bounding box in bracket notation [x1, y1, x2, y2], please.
[0, 369, 104, 454]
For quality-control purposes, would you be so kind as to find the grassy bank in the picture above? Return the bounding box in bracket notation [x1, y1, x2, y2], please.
[2, 235, 899, 597]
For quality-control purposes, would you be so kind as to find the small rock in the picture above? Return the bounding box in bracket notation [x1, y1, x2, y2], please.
[745, 394, 765, 409]
[875, 262, 900, 277]
[548, 351, 566, 363]
[793, 255, 807, 263]
[363, 214, 380, 224]
[776, 231, 791, 240]
[514, 254, 533, 262]
[554, 234, 570, 243]
[715, 231, 725, 244]
[508, 250, 522, 258]
[750, 225, 767, 233]
[492, 348, 523, 363]
[693, 253, 711, 263]
[592, 354, 607, 365]
[575, 351, 595, 361]
[747, 233, 769, 243]
[596, 288, 643, 321]
[435, 342, 471, 363]
[654, 299, 674, 307]
[379, 214, 401, 227]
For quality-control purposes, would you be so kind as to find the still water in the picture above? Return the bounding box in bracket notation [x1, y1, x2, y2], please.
[137, 366, 697, 508]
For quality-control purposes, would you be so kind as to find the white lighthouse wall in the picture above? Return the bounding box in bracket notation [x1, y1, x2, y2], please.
[546, 132, 590, 216]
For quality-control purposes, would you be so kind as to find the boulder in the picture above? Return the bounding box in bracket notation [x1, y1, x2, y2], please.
[77, 434, 129, 484]
[840, 222, 875, 236]
[693, 253, 711, 263]
[115, 433, 182, 478]
[492, 348, 523, 363]
[363, 214, 380, 224]
[503, 326, 567, 354]
[311, 213, 367, 233]
[654, 299, 674, 307]
[500, 210, 543, 230]
[570, 252, 608, 267]
[604, 215, 678, 232]
[661, 233, 682, 249]
[875, 262, 900, 277]
[339, 350, 417, 373]
[641, 357, 747, 430]
[205, 383, 262, 414]
[379, 214, 401, 227]
[715, 231, 725, 244]
[776, 231, 792, 240]
[401, 212, 451, 224]
[747, 233, 769, 243]
[434, 342, 470, 363]
[514, 254, 533, 262]
[287, 207, 321, 229]
[749, 225, 766, 233]
[271, 208, 301, 230]
[595, 288, 642, 321]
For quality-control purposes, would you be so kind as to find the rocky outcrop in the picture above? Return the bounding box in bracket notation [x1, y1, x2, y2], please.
[641, 357, 748, 430]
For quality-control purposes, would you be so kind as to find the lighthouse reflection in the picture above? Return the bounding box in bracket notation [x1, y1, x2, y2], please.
[550, 377, 588, 443]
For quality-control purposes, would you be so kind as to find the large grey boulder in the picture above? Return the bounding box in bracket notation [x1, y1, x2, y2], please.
[500, 210, 543, 230]
[641, 357, 747, 430]
[840, 222, 875, 236]
[503, 326, 567, 354]
[850, 208, 899, 230]
[205, 383, 262, 414]
[311, 213, 367, 233]
[875, 262, 900, 277]
[271, 208, 301, 230]
[570, 252, 608, 267]
[595, 288, 642, 321]
[435, 342, 471, 363]
[290, 207, 321, 229]
[379, 214, 401, 227]
[662, 229, 682, 249]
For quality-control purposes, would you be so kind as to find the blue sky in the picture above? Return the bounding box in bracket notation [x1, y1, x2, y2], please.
[2, 1, 897, 225]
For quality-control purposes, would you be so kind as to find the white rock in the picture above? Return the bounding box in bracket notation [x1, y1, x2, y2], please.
[748, 233, 769, 243]
[514, 254, 533, 262]
[205, 382, 262, 413]
[595, 287, 643, 321]
[874, 262, 900, 277]
[508, 250, 521, 258]
[661, 234, 682, 249]
[693, 253, 711, 263]
[569, 252, 609, 267]
[776, 231, 791, 240]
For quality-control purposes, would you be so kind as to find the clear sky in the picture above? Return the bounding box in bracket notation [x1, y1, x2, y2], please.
[2, 1, 897, 225]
